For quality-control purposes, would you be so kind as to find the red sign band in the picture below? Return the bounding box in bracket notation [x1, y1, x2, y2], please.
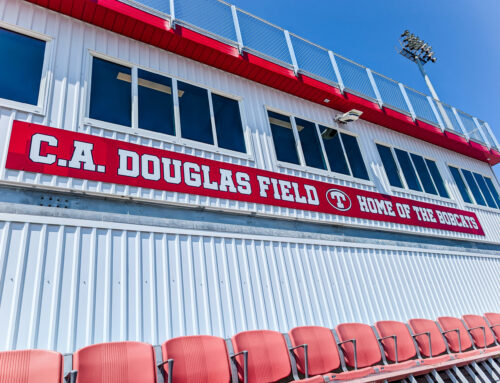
[5, 121, 484, 236]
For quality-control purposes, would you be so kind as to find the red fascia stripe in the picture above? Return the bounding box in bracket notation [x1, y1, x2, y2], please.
[25, 0, 500, 166]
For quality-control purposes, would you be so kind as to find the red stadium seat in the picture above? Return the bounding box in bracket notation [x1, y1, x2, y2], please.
[231, 329, 324, 383]
[437, 316, 476, 353]
[409, 318, 488, 367]
[73, 341, 157, 383]
[484, 313, 500, 343]
[0, 350, 63, 383]
[288, 326, 375, 381]
[375, 320, 452, 370]
[161, 335, 232, 383]
[463, 314, 500, 354]
[335, 322, 419, 377]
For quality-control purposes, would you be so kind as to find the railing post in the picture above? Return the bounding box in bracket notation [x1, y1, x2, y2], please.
[427, 97, 445, 132]
[484, 122, 500, 150]
[399, 83, 416, 121]
[231, 5, 243, 54]
[169, 0, 175, 27]
[284, 30, 299, 76]
[366, 68, 382, 108]
[473, 117, 491, 148]
[328, 51, 344, 93]
[452, 107, 469, 140]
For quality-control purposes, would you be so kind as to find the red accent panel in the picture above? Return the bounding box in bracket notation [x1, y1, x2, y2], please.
[73, 341, 157, 383]
[26, 0, 497, 165]
[0, 350, 63, 383]
[162, 336, 231, 383]
[5, 121, 485, 236]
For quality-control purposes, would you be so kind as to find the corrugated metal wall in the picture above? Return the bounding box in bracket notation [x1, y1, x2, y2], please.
[0, 216, 499, 354]
[1, 0, 500, 242]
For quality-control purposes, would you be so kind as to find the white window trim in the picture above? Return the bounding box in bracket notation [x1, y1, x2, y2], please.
[81, 50, 254, 162]
[265, 106, 374, 186]
[0, 21, 55, 116]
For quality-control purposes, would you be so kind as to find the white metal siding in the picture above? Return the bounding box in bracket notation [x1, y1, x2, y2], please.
[0, 0, 500, 241]
[0, 216, 499, 354]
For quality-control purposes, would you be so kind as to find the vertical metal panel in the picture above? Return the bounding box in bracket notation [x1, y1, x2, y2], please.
[0, 219, 499, 353]
[0, 0, 500, 242]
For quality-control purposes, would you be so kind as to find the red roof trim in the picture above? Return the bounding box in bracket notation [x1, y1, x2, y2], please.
[26, 0, 500, 166]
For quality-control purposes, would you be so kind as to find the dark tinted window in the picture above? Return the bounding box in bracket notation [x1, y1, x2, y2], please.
[473, 173, 497, 208]
[0, 28, 45, 105]
[410, 154, 437, 195]
[394, 149, 421, 191]
[425, 159, 449, 198]
[138, 69, 175, 136]
[376, 144, 403, 188]
[449, 166, 472, 204]
[268, 111, 300, 165]
[321, 126, 349, 175]
[296, 118, 326, 170]
[89, 58, 132, 126]
[341, 133, 369, 180]
[212, 94, 246, 153]
[178, 81, 213, 145]
[461, 169, 486, 206]
[485, 177, 500, 208]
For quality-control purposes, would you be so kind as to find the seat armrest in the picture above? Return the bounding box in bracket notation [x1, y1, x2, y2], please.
[64, 370, 77, 383]
[468, 326, 487, 349]
[442, 328, 462, 353]
[412, 331, 432, 357]
[230, 350, 248, 383]
[157, 359, 174, 383]
[378, 335, 398, 364]
[338, 338, 358, 370]
[289, 343, 309, 378]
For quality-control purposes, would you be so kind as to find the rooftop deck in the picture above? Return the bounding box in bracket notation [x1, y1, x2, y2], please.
[25, 0, 500, 164]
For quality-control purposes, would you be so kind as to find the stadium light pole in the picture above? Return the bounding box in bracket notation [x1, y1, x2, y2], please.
[398, 30, 453, 130]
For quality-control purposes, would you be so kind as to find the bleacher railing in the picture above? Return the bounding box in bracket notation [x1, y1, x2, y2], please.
[123, 0, 498, 151]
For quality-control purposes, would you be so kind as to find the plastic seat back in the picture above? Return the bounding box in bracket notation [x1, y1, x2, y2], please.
[375, 320, 418, 363]
[437, 316, 473, 353]
[408, 318, 447, 358]
[162, 335, 231, 383]
[484, 313, 500, 343]
[462, 314, 496, 348]
[335, 323, 382, 369]
[0, 350, 63, 383]
[289, 326, 341, 376]
[231, 330, 291, 383]
[73, 341, 157, 383]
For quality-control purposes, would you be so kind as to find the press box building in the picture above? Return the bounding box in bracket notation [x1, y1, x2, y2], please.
[0, 0, 499, 358]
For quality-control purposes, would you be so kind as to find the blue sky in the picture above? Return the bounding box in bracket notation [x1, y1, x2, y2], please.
[231, 0, 500, 179]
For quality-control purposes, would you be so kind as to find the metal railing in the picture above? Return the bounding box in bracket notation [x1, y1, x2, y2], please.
[123, 0, 498, 151]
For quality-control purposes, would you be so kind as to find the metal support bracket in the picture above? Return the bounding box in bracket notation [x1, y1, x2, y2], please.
[366, 68, 383, 108]
[329, 51, 345, 93]
[399, 83, 416, 121]
[231, 5, 244, 55]
[284, 30, 299, 76]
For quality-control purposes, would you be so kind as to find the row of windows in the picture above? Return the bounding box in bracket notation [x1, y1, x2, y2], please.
[376, 144, 449, 198]
[89, 57, 247, 154]
[2, 25, 500, 210]
[449, 166, 500, 209]
[268, 111, 370, 180]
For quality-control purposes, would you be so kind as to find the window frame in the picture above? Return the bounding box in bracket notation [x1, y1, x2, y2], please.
[265, 105, 373, 186]
[0, 21, 54, 115]
[446, 164, 500, 212]
[82, 51, 253, 161]
[375, 140, 452, 202]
